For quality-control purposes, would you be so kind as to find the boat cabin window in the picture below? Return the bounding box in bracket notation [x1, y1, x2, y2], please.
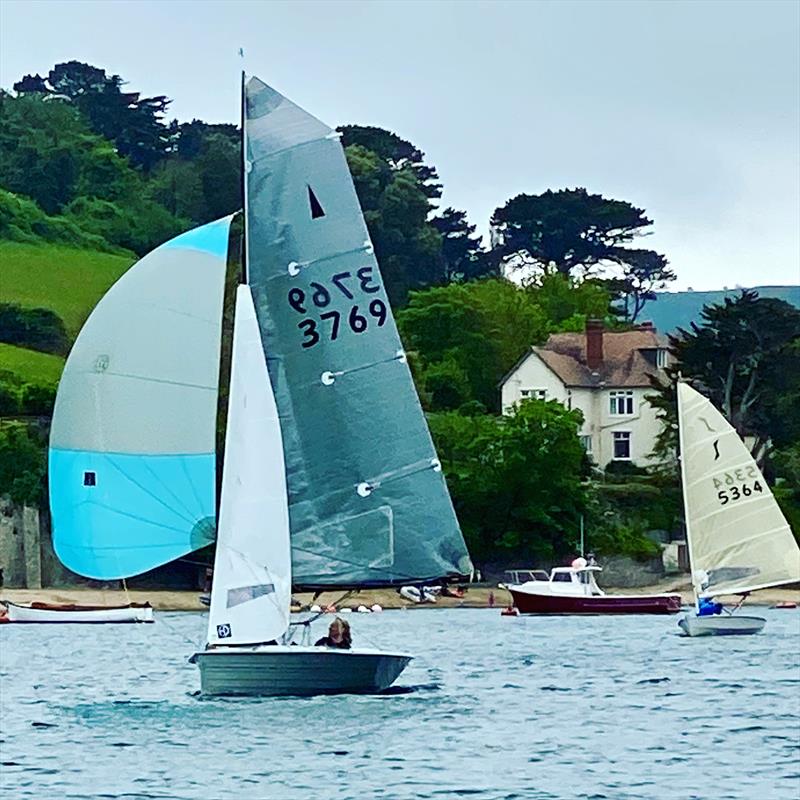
[552, 572, 572, 582]
[83, 471, 96, 487]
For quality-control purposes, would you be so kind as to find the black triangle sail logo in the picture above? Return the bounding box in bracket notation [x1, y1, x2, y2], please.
[307, 185, 325, 219]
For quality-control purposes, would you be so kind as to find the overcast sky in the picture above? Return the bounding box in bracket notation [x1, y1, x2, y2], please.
[1, 0, 798, 290]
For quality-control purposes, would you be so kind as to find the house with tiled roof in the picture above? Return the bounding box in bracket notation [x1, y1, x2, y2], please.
[499, 320, 670, 467]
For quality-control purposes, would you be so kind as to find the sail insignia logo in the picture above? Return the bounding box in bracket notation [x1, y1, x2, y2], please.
[216, 624, 232, 638]
[712, 439, 721, 461]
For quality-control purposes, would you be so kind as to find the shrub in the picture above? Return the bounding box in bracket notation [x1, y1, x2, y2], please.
[0, 302, 69, 355]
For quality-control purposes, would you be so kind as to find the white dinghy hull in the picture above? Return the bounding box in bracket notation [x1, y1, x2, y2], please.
[678, 614, 766, 637]
[191, 645, 412, 696]
[4, 601, 153, 624]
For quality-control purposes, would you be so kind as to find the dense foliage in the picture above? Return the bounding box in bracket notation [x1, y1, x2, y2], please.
[398, 275, 611, 411]
[0, 302, 69, 355]
[649, 290, 800, 465]
[429, 400, 589, 563]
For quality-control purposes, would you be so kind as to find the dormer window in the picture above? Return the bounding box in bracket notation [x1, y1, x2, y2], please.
[609, 390, 634, 415]
[656, 349, 668, 369]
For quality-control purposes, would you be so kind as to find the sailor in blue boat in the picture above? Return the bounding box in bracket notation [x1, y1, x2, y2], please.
[697, 597, 723, 616]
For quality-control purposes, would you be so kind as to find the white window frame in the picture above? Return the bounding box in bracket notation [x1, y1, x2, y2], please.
[613, 430, 632, 460]
[656, 349, 668, 369]
[609, 390, 634, 416]
[520, 388, 547, 401]
[579, 434, 593, 454]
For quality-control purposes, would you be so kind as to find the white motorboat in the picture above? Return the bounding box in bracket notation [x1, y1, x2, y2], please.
[503, 562, 681, 615]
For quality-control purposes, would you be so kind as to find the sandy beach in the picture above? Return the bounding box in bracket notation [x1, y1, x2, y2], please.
[2, 581, 798, 612]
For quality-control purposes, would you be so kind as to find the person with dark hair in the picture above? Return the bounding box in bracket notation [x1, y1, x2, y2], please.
[314, 617, 352, 649]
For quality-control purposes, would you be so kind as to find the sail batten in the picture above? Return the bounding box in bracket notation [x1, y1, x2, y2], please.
[244, 76, 472, 587]
[678, 382, 800, 598]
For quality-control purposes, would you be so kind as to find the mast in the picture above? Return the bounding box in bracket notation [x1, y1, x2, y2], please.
[676, 379, 700, 612]
[240, 69, 249, 285]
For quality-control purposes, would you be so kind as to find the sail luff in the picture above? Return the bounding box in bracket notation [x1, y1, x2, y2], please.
[677, 381, 700, 610]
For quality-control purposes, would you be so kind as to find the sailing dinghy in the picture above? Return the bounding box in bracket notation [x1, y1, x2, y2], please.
[190, 76, 471, 695]
[676, 382, 800, 636]
[49, 75, 472, 693]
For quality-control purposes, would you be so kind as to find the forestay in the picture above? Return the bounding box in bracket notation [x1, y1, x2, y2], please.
[678, 382, 800, 597]
[244, 76, 472, 587]
[206, 286, 291, 646]
[49, 217, 232, 579]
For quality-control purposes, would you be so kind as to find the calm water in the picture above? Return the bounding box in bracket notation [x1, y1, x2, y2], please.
[1, 608, 799, 800]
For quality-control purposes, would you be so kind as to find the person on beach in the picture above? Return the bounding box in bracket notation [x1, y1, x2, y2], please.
[314, 617, 352, 649]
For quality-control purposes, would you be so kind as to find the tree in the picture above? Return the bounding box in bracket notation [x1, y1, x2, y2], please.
[0, 423, 46, 506]
[649, 290, 800, 464]
[432, 207, 493, 282]
[398, 278, 550, 410]
[14, 61, 171, 170]
[490, 189, 675, 316]
[525, 273, 612, 330]
[608, 248, 676, 323]
[429, 400, 587, 563]
[339, 125, 441, 198]
[344, 139, 443, 306]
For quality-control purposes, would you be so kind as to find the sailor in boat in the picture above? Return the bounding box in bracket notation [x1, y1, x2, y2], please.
[314, 618, 352, 649]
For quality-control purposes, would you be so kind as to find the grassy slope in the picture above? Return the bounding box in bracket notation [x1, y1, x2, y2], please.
[0, 241, 134, 386]
[0, 241, 134, 336]
[0, 343, 65, 386]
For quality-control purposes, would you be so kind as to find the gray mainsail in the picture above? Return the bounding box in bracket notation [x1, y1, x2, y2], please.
[244, 76, 472, 587]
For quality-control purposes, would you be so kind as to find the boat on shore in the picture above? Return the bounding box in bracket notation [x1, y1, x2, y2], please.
[1, 600, 153, 624]
[502, 560, 682, 615]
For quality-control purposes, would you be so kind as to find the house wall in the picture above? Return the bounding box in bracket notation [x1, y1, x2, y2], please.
[501, 355, 664, 468]
[592, 387, 662, 467]
[501, 356, 569, 413]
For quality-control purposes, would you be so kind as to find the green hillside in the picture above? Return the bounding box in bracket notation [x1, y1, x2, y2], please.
[0, 343, 65, 386]
[0, 242, 133, 336]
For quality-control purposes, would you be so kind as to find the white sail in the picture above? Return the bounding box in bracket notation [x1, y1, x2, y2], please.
[207, 285, 291, 646]
[678, 382, 800, 598]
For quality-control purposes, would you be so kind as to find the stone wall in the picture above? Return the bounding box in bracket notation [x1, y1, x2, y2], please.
[0, 498, 75, 588]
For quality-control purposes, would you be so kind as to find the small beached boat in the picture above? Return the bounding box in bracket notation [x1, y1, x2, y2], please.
[2, 600, 153, 624]
[502, 561, 682, 615]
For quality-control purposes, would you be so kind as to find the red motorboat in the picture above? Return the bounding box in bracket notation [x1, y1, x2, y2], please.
[503, 559, 682, 615]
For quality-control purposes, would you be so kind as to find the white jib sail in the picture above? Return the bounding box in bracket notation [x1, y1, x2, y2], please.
[678, 382, 800, 598]
[207, 285, 291, 646]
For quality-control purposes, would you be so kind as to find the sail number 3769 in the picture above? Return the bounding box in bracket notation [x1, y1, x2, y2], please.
[713, 468, 763, 505]
[288, 267, 387, 349]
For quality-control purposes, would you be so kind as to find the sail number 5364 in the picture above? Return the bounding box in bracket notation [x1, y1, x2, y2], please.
[716, 481, 763, 505]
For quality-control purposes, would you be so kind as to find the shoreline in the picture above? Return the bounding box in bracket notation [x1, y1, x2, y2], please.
[2, 583, 798, 612]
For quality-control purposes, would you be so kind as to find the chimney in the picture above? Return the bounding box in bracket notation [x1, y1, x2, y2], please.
[586, 319, 604, 370]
